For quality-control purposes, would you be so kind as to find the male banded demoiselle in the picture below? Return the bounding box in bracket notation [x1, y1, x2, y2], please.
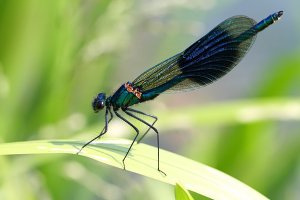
[78, 11, 283, 175]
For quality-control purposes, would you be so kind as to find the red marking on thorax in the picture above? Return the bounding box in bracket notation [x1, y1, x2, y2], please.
[125, 82, 142, 99]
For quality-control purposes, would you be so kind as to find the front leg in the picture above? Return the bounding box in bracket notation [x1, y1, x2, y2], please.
[77, 107, 112, 154]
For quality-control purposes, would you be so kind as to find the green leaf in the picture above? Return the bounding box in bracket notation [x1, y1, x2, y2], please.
[0, 139, 268, 200]
[175, 183, 195, 200]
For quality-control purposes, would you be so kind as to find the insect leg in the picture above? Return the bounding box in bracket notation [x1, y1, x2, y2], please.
[123, 108, 165, 176]
[126, 107, 158, 143]
[108, 107, 113, 123]
[77, 107, 112, 153]
[114, 109, 139, 170]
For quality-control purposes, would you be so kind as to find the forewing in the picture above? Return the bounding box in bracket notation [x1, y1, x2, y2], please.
[132, 53, 184, 91]
[169, 15, 257, 91]
[133, 15, 257, 93]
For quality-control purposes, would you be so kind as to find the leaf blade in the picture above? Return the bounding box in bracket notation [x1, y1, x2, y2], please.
[0, 139, 268, 200]
[175, 183, 195, 200]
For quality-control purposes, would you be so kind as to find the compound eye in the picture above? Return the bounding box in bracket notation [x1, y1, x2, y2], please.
[92, 98, 105, 112]
[97, 101, 105, 109]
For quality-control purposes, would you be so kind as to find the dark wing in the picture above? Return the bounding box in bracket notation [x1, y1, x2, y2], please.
[133, 16, 257, 93]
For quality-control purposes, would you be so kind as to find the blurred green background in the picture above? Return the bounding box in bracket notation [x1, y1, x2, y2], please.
[0, 0, 299, 199]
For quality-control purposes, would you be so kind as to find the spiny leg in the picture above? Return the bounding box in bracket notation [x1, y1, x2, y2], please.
[114, 109, 139, 170]
[126, 107, 158, 144]
[77, 107, 112, 154]
[123, 108, 166, 176]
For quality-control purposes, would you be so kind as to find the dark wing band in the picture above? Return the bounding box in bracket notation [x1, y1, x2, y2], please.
[133, 16, 257, 93]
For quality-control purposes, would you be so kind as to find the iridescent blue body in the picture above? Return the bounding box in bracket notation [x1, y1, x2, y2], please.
[253, 12, 282, 32]
[108, 80, 180, 110]
[80, 11, 283, 174]
[108, 83, 143, 109]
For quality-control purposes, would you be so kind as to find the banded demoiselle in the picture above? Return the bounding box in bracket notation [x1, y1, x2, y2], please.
[78, 11, 283, 175]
